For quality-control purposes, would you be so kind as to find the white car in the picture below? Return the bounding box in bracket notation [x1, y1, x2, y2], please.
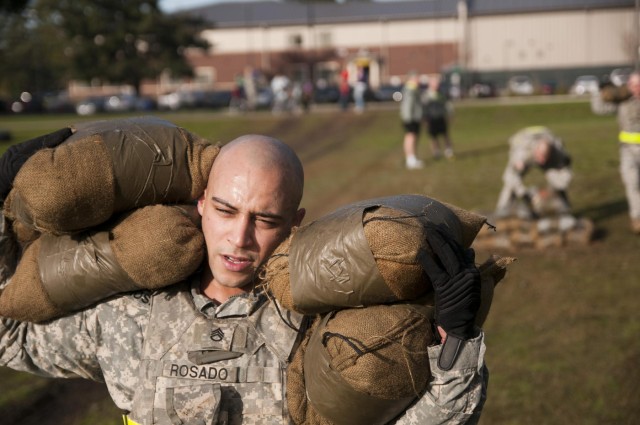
[610, 68, 632, 87]
[569, 75, 599, 96]
[507, 75, 534, 95]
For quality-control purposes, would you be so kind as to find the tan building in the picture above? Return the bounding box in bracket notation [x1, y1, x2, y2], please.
[162, 0, 636, 97]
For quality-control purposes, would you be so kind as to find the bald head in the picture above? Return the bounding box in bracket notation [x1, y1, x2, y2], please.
[211, 134, 304, 214]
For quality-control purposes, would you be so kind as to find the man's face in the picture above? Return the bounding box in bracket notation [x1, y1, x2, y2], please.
[197, 159, 303, 292]
[533, 140, 551, 165]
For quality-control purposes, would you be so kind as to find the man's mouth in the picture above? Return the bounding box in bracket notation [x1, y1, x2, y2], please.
[221, 254, 254, 271]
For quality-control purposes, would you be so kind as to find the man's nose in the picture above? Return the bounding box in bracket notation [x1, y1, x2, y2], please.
[229, 216, 254, 248]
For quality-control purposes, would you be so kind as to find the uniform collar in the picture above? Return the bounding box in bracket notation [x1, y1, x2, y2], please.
[189, 276, 267, 319]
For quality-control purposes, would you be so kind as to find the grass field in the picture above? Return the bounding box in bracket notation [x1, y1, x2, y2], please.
[0, 99, 638, 425]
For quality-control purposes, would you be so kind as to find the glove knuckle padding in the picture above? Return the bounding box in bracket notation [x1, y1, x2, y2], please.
[4, 117, 219, 234]
[264, 194, 487, 313]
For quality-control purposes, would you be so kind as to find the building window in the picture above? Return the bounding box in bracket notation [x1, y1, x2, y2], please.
[289, 33, 303, 48]
[319, 32, 332, 48]
[195, 67, 215, 86]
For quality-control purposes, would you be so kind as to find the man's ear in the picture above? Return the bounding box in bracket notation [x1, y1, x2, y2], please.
[197, 190, 207, 216]
[294, 208, 306, 227]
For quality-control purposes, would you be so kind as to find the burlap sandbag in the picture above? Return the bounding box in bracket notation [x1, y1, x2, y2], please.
[0, 238, 64, 321]
[287, 318, 332, 425]
[3, 116, 220, 234]
[264, 195, 487, 314]
[286, 254, 516, 425]
[0, 204, 204, 322]
[295, 304, 434, 425]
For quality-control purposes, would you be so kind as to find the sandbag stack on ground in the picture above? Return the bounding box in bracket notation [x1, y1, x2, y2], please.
[3, 116, 220, 234]
[472, 215, 594, 251]
[0, 204, 204, 322]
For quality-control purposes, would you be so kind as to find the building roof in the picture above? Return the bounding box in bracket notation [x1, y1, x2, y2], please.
[180, 0, 634, 29]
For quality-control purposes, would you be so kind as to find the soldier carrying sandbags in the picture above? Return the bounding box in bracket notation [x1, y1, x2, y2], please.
[0, 118, 508, 424]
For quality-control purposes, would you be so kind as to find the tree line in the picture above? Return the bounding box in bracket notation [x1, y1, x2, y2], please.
[0, 0, 208, 99]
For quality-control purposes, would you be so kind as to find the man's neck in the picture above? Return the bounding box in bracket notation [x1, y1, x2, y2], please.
[199, 271, 251, 305]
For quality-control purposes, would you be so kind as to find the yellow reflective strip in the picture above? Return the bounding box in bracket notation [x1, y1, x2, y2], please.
[122, 415, 141, 425]
[619, 131, 640, 144]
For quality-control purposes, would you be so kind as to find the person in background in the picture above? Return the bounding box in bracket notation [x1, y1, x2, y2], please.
[495, 126, 572, 219]
[353, 66, 368, 114]
[616, 71, 640, 234]
[422, 75, 455, 160]
[400, 72, 425, 170]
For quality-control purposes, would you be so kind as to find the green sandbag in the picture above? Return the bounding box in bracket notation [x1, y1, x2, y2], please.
[4, 116, 219, 234]
[0, 204, 204, 322]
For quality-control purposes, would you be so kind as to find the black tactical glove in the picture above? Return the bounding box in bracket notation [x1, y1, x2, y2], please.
[0, 127, 72, 203]
[421, 224, 481, 370]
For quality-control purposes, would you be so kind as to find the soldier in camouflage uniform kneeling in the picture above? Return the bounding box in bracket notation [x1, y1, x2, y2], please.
[495, 126, 572, 219]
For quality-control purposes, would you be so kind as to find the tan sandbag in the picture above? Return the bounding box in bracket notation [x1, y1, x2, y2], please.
[263, 194, 487, 314]
[285, 256, 516, 425]
[4, 116, 220, 234]
[0, 238, 63, 322]
[300, 304, 434, 425]
[0, 204, 204, 322]
[287, 318, 333, 425]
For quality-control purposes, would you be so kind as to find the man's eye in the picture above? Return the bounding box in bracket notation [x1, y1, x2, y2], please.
[216, 208, 233, 215]
[257, 218, 278, 227]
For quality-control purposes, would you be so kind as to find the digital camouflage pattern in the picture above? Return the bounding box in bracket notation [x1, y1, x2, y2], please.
[496, 126, 572, 214]
[0, 212, 487, 424]
[617, 96, 640, 221]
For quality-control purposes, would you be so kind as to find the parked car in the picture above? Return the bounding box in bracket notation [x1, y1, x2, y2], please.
[104, 94, 137, 112]
[569, 75, 599, 96]
[313, 85, 341, 104]
[41, 91, 76, 113]
[468, 82, 496, 98]
[75, 96, 107, 115]
[158, 90, 198, 110]
[255, 88, 274, 109]
[373, 84, 403, 102]
[507, 75, 534, 95]
[610, 67, 632, 87]
[9, 91, 44, 114]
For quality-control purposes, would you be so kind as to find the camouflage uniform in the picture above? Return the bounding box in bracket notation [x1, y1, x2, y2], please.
[617, 95, 640, 224]
[0, 214, 487, 424]
[496, 126, 572, 215]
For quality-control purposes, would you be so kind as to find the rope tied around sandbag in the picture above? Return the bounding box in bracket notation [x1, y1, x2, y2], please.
[320, 309, 432, 397]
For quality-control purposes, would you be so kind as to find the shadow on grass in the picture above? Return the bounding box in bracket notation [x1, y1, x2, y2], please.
[574, 198, 628, 222]
[425, 143, 507, 164]
[574, 198, 628, 241]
